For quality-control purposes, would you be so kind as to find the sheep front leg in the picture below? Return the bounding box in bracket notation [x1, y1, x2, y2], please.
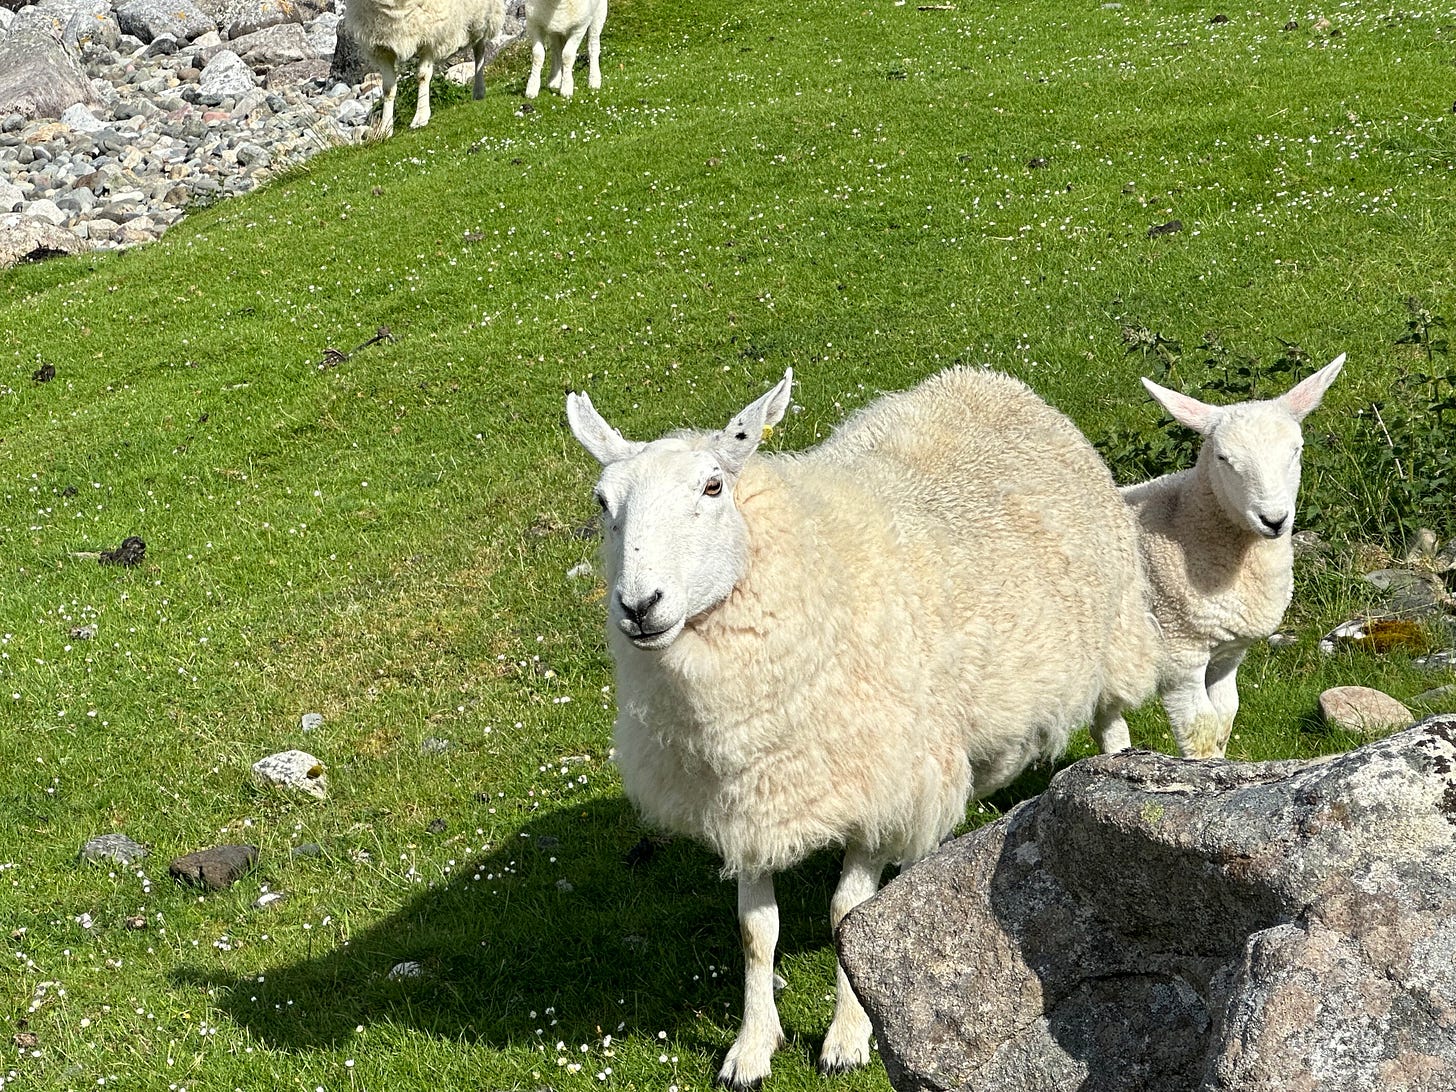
[1161, 653, 1222, 759]
[471, 36, 487, 100]
[1205, 646, 1248, 757]
[525, 30, 546, 98]
[1091, 702, 1132, 754]
[410, 56, 434, 128]
[376, 56, 399, 137]
[719, 872, 785, 1090]
[821, 845, 885, 1074]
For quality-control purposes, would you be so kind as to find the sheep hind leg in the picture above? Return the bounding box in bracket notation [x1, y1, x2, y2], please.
[586, 1, 606, 89]
[1091, 702, 1132, 754]
[820, 845, 885, 1075]
[557, 27, 588, 98]
[1205, 647, 1248, 757]
[547, 33, 565, 92]
[410, 57, 434, 128]
[718, 872, 785, 1091]
[375, 56, 398, 138]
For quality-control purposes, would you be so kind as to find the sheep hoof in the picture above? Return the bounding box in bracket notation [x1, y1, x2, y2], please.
[713, 1074, 763, 1092]
[818, 1057, 866, 1077]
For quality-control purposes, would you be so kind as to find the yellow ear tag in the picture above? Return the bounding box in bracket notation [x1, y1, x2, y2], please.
[761, 424, 774, 441]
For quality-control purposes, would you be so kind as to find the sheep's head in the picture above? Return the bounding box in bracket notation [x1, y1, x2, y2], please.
[1141, 353, 1345, 539]
[566, 370, 794, 651]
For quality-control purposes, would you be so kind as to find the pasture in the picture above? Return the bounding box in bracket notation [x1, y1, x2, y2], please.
[2, 0, 1454, 1088]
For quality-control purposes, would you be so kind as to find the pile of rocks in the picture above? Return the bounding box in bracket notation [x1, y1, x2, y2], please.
[0, 0, 526, 263]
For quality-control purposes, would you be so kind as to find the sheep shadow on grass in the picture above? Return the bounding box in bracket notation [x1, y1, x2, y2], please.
[184, 794, 906, 1064]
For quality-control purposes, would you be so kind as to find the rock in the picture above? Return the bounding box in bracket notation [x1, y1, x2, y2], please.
[387, 960, 424, 980]
[60, 103, 108, 134]
[328, 20, 371, 85]
[1318, 685, 1413, 734]
[22, 198, 67, 226]
[115, 0, 215, 43]
[265, 57, 330, 87]
[80, 833, 148, 866]
[1364, 567, 1450, 614]
[838, 719, 1456, 1092]
[251, 749, 327, 799]
[1404, 527, 1440, 565]
[169, 844, 259, 889]
[0, 213, 89, 266]
[228, 20, 311, 67]
[300, 711, 323, 732]
[1415, 649, 1456, 672]
[199, 49, 257, 97]
[290, 841, 323, 858]
[419, 737, 451, 755]
[0, 24, 99, 120]
[1412, 684, 1456, 707]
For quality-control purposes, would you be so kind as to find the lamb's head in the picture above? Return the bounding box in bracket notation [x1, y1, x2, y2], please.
[1142, 353, 1345, 539]
[566, 370, 794, 651]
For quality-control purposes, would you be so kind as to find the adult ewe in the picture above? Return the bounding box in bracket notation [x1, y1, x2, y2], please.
[344, 0, 505, 136]
[524, 0, 607, 100]
[567, 367, 1157, 1088]
[1100, 355, 1345, 759]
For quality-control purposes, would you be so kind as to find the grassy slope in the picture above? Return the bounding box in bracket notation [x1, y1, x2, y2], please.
[2, 0, 1454, 1088]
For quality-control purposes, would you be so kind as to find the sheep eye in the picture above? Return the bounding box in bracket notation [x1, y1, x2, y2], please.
[703, 478, 723, 497]
[593, 491, 608, 511]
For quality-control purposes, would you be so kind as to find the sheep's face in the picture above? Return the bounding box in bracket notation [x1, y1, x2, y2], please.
[1141, 354, 1344, 540]
[1203, 406, 1306, 538]
[591, 441, 749, 650]
[566, 371, 794, 652]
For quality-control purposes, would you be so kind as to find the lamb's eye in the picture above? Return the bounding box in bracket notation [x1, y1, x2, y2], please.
[593, 491, 608, 511]
[703, 478, 723, 497]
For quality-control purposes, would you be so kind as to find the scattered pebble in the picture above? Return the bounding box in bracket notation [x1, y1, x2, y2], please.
[80, 832, 148, 866]
[169, 844, 258, 890]
[300, 712, 324, 732]
[387, 960, 423, 980]
[251, 749, 328, 799]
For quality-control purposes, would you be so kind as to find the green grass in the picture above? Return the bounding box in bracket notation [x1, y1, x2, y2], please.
[3, 0, 1455, 1088]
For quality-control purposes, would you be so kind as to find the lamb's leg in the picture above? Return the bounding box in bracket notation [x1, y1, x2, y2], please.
[547, 33, 565, 91]
[587, 1, 607, 89]
[410, 56, 434, 128]
[471, 35, 487, 100]
[719, 872, 784, 1091]
[820, 845, 885, 1074]
[1161, 653, 1222, 759]
[557, 27, 589, 98]
[1091, 702, 1132, 753]
[525, 28, 546, 98]
[1205, 647, 1248, 757]
[376, 56, 398, 138]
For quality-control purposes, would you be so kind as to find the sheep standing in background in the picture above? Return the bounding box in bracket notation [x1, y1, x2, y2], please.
[567, 367, 1157, 1088]
[344, 0, 506, 136]
[524, 0, 608, 99]
[1099, 355, 1346, 759]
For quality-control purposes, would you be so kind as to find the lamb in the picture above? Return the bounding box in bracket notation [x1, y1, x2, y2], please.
[524, 0, 608, 100]
[566, 367, 1158, 1088]
[1098, 354, 1346, 759]
[343, 0, 506, 136]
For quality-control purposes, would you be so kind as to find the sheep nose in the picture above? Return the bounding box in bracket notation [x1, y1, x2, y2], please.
[619, 589, 664, 627]
[1260, 513, 1289, 536]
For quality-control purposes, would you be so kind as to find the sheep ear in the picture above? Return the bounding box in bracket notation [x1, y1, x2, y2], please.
[1279, 353, 1345, 421]
[566, 391, 644, 466]
[718, 368, 794, 474]
[1141, 377, 1221, 435]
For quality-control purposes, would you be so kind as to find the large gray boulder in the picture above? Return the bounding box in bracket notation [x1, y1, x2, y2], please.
[0, 214, 90, 266]
[0, 22, 98, 119]
[114, 0, 214, 42]
[839, 718, 1456, 1092]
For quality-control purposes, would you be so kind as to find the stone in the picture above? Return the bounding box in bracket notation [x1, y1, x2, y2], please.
[1412, 684, 1456, 707]
[198, 0, 313, 38]
[839, 719, 1456, 1092]
[228, 20, 311, 67]
[0, 23, 99, 120]
[63, 6, 122, 52]
[304, 10, 337, 56]
[169, 844, 259, 889]
[60, 103, 108, 134]
[115, 0, 215, 43]
[80, 833, 148, 866]
[328, 20, 370, 85]
[251, 748, 327, 799]
[300, 712, 323, 732]
[1318, 685, 1413, 735]
[21, 198, 67, 226]
[199, 49, 257, 97]
[290, 842, 323, 858]
[1364, 567, 1450, 614]
[264, 57, 329, 88]
[387, 960, 423, 980]
[0, 180, 23, 212]
[0, 213, 89, 266]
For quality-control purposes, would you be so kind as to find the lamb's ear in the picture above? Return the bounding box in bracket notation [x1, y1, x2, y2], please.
[566, 391, 644, 466]
[718, 368, 794, 474]
[1141, 377, 1221, 435]
[1279, 353, 1345, 421]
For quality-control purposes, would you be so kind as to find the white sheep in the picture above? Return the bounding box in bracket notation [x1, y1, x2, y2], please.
[343, 0, 506, 136]
[1098, 354, 1345, 759]
[524, 0, 607, 100]
[566, 367, 1158, 1088]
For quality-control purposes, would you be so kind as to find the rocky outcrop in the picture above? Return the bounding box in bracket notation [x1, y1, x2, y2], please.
[838, 718, 1456, 1092]
[0, 20, 99, 120]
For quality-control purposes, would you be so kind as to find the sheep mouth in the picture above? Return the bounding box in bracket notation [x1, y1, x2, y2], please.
[626, 621, 684, 650]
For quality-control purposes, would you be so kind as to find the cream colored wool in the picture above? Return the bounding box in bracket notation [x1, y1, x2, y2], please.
[344, 0, 505, 135]
[1111, 355, 1345, 759]
[569, 366, 1157, 1087]
[523, 0, 608, 99]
